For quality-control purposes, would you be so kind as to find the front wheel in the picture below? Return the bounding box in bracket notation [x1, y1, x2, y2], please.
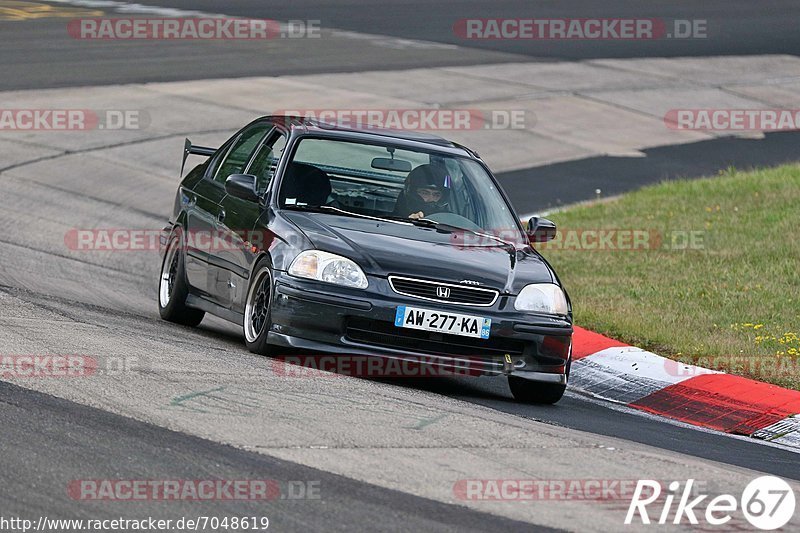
[508, 376, 566, 404]
[244, 259, 275, 355]
[158, 228, 205, 327]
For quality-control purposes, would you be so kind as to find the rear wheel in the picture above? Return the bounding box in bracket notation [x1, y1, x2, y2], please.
[244, 259, 275, 355]
[158, 228, 205, 327]
[508, 376, 566, 404]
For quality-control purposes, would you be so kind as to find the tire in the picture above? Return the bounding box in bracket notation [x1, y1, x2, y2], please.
[508, 376, 566, 404]
[243, 258, 276, 355]
[158, 227, 205, 327]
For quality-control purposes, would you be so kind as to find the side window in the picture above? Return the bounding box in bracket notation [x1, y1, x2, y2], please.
[247, 133, 287, 193]
[213, 123, 271, 184]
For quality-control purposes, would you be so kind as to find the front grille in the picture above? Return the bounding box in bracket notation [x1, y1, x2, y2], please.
[388, 276, 499, 306]
[345, 317, 524, 358]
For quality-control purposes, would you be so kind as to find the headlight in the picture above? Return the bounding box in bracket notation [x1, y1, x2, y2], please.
[288, 250, 368, 289]
[514, 283, 568, 315]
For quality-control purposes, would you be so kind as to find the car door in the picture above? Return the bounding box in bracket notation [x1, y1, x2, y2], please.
[183, 141, 233, 298]
[218, 128, 287, 315]
[186, 122, 272, 308]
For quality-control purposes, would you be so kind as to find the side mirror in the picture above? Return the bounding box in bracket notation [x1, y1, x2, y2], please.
[225, 174, 259, 202]
[527, 216, 557, 243]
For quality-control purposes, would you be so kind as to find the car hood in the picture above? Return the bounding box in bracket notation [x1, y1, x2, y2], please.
[282, 212, 554, 293]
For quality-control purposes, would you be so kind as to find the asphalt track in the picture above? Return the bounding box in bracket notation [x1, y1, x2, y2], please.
[4, 1, 800, 208]
[0, 380, 552, 533]
[2, 1, 800, 531]
[3, 0, 800, 90]
[506, 130, 800, 211]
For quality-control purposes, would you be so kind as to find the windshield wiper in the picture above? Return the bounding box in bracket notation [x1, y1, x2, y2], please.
[284, 204, 331, 212]
[283, 204, 414, 225]
[384, 216, 516, 246]
[380, 215, 457, 230]
[283, 204, 360, 216]
[397, 216, 519, 266]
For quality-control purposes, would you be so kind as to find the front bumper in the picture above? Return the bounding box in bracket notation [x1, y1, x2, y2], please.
[268, 273, 572, 382]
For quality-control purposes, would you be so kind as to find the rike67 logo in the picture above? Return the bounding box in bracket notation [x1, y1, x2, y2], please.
[626, 477, 796, 530]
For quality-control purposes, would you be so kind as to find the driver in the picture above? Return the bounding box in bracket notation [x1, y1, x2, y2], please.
[393, 164, 451, 219]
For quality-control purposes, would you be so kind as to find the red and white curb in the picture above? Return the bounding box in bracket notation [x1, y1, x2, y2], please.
[570, 326, 800, 449]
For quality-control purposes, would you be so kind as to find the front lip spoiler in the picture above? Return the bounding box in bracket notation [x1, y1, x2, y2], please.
[266, 331, 568, 384]
[509, 371, 567, 385]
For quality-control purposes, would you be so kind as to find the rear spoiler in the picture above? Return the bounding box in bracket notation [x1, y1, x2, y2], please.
[181, 138, 216, 176]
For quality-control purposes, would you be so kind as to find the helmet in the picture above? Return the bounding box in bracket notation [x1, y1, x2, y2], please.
[393, 164, 452, 217]
[405, 164, 451, 194]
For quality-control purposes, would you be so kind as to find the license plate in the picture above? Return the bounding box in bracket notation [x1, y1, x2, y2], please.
[394, 305, 491, 339]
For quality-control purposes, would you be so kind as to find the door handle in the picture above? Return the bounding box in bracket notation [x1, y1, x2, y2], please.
[217, 209, 226, 223]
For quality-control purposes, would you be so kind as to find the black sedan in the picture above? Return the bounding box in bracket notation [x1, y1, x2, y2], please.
[158, 116, 572, 403]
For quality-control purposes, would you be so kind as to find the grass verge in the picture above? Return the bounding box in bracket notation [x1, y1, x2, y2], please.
[541, 165, 800, 389]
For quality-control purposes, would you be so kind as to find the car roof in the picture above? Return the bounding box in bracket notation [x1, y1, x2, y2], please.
[260, 115, 479, 159]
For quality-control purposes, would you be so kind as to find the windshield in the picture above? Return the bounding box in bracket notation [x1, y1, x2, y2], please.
[278, 137, 523, 240]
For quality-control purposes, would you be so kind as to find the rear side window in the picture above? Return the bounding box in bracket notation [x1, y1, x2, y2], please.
[212, 123, 271, 184]
[247, 132, 287, 194]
